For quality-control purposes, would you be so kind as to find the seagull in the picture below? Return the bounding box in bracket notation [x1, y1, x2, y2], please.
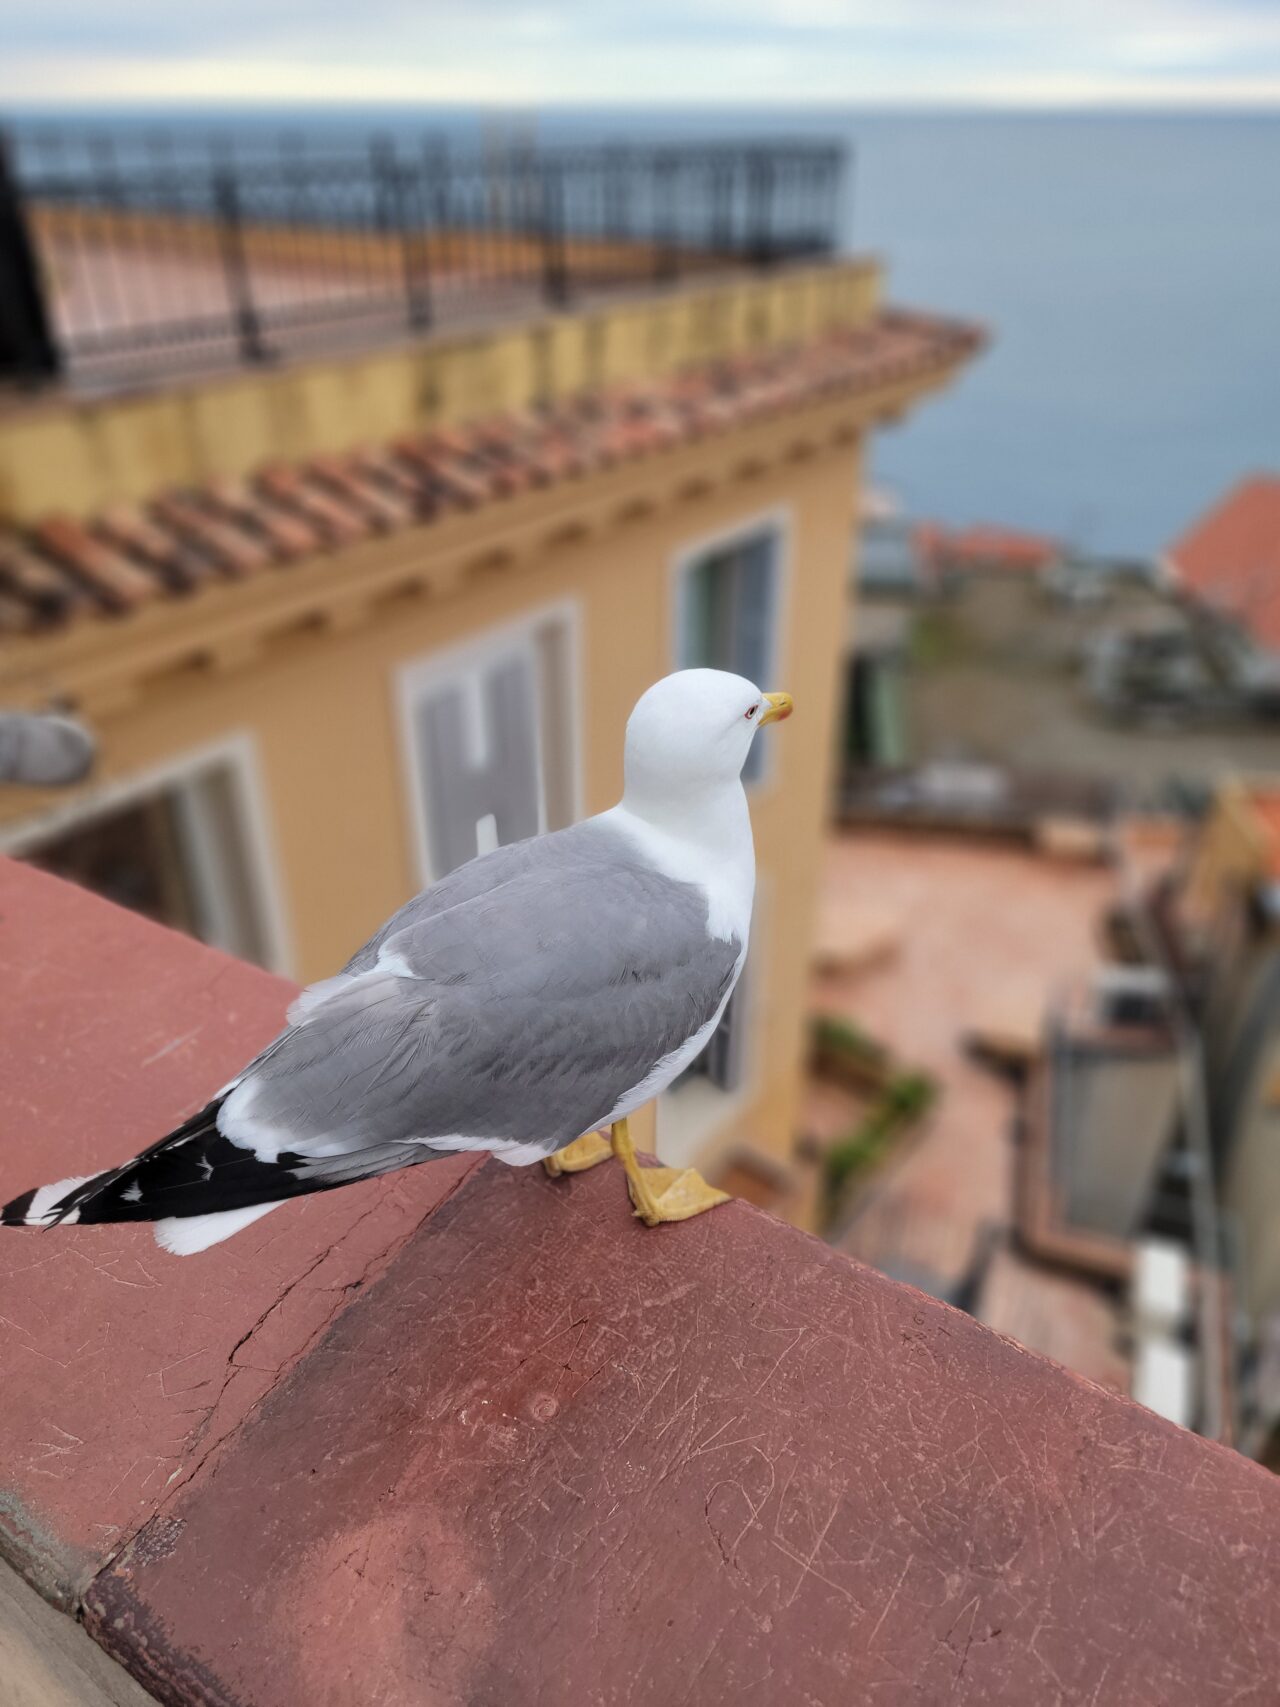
[2, 669, 793, 1255]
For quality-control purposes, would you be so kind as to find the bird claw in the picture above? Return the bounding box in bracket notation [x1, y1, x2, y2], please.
[628, 1165, 730, 1225]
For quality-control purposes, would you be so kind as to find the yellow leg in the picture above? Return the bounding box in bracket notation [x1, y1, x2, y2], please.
[543, 1130, 613, 1177]
[610, 1115, 730, 1227]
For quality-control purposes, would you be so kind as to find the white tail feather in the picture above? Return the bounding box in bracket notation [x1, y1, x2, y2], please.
[154, 1201, 282, 1256]
[21, 1175, 96, 1225]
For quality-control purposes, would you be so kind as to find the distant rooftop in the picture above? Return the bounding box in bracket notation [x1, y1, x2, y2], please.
[1165, 473, 1280, 653]
[811, 827, 1117, 1306]
[914, 519, 1062, 576]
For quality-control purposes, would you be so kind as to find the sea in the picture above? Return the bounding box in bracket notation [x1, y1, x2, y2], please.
[8, 105, 1280, 558]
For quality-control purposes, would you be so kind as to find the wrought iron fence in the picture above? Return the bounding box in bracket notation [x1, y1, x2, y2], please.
[0, 130, 845, 386]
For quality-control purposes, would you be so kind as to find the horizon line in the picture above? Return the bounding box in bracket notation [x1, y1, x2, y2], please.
[4, 95, 1280, 116]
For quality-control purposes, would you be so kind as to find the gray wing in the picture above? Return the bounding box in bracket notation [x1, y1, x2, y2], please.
[217, 822, 742, 1183]
[339, 832, 559, 974]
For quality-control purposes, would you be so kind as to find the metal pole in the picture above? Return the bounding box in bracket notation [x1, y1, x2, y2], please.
[835, 144, 852, 256]
[0, 132, 61, 383]
[213, 160, 267, 364]
[401, 160, 432, 331]
[654, 154, 676, 282]
[748, 148, 776, 265]
[540, 161, 567, 307]
[377, 140, 431, 331]
[712, 155, 732, 256]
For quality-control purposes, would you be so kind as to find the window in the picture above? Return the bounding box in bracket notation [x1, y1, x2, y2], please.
[659, 926, 766, 1171]
[400, 609, 577, 881]
[677, 966, 750, 1094]
[10, 749, 280, 968]
[676, 522, 781, 784]
[667, 518, 780, 1122]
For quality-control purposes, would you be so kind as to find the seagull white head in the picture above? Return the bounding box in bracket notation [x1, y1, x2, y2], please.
[623, 669, 793, 805]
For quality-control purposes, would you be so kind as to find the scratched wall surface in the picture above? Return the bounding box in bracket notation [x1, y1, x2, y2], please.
[0, 859, 478, 1606]
[87, 1160, 1280, 1707]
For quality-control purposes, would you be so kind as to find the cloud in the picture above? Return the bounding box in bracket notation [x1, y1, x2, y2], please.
[3, 0, 1280, 106]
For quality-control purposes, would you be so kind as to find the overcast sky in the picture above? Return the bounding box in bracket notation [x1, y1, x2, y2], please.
[4, 0, 1280, 109]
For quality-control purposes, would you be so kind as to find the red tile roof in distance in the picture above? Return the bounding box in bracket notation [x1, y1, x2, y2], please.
[1246, 787, 1280, 880]
[1166, 474, 1280, 652]
[0, 310, 982, 636]
[914, 520, 1061, 575]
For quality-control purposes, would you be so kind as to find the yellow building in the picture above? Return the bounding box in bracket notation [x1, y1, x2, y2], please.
[0, 137, 978, 1219]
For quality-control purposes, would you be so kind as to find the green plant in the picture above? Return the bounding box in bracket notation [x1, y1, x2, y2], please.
[811, 1013, 888, 1068]
[820, 1068, 938, 1224]
[909, 608, 968, 668]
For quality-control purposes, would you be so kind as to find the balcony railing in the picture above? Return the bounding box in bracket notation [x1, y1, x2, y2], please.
[0, 129, 845, 388]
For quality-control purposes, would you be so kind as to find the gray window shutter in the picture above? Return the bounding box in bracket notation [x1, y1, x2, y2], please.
[707, 977, 750, 1093]
[417, 650, 542, 877]
[735, 535, 775, 783]
[675, 960, 750, 1095]
[735, 535, 774, 685]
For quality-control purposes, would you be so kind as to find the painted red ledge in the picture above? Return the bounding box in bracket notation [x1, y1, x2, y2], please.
[85, 1157, 1280, 1707]
[0, 858, 477, 1605]
[3, 859, 1279, 1706]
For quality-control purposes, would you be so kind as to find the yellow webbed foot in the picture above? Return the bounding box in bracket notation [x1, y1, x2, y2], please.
[542, 1130, 613, 1178]
[626, 1165, 730, 1226]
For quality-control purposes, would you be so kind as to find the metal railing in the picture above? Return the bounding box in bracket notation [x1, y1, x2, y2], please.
[0, 129, 845, 386]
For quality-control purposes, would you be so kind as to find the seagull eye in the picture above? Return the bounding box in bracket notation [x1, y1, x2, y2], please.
[746, 703, 760, 720]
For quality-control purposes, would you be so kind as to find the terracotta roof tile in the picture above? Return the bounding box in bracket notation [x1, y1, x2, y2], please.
[308, 455, 420, 531]
[1166, 474, 1280, 652]
[204, 479, 323, 561]
[0, 534, 84, 625]
[32, 516, 159, 613]
[349, 447, 436, 514]
[0, 587, 32, 632]
[151, 493, 273, 577]
[0, 309, 983, 635]
[395, 437, 496, 509]
[95, 505, 215, 592]
[914, 521, 1061, 575]
[257, 466, 372, 547]
[463, 431, 542, 498]
[499, 416, 584, 484]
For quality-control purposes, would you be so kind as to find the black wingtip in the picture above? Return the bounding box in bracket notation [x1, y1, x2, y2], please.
[1, 1188, 38, 1227]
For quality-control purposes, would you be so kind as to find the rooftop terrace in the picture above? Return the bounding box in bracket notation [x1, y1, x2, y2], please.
[812, 827, 1116, 1305]
[2, 130, 845, 392]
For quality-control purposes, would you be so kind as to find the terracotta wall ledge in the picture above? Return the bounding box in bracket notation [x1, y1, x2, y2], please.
[1, 857, 1277, 1706]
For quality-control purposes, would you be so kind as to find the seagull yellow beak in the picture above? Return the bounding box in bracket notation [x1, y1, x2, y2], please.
[759, 691, 794, 726]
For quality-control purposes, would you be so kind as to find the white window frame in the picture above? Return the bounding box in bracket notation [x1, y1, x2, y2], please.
[394, 599, 583, 887]
[670, 505, 792, 792]
[0, 732, 293, 975]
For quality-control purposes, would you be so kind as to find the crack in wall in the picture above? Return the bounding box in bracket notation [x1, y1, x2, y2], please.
[79, 1161, 483, 1605]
